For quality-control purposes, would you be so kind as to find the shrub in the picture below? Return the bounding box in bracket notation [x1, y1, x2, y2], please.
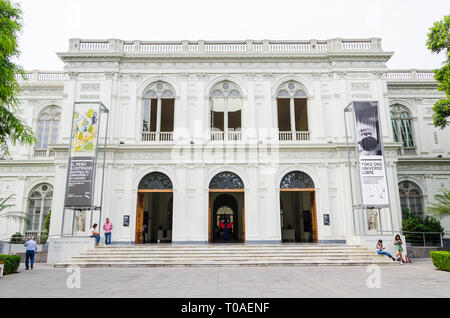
[0, 254, 21, 275]
[402, 212, 444, 245]
[430, 251, 450, 272]
[10, 232, 24, 244]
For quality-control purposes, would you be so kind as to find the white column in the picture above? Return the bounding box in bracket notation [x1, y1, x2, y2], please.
[156, 98, 162, 139]
[224, 98, 229, 140]
[290, 97, 296, 139]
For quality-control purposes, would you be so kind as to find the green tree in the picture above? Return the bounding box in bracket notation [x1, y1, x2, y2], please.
[0, 0, 35, 157]
[427, 190, 450, 219]
[426, 15, 450, 129]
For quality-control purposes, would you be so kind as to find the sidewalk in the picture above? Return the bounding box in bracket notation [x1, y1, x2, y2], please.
[0, 259, 448, 298]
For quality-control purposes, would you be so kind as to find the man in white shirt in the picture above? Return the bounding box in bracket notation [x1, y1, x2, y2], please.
[24, 237, 38, 270]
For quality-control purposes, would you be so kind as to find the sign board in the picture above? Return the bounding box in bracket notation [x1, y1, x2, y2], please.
[123, 215, 130, 227]
[64, 103, 102, 208]
[353, 101, 389, 207]
[323, 214, 330, 225]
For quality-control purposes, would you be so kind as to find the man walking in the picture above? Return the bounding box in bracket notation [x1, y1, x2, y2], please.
[24, 237, 38, 270]
[103, 217, 113, 246]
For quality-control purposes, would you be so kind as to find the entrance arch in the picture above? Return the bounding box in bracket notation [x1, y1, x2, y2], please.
[136, 172, 173, 244]
[279, 171, 317, 243]
[208, 171, 245, 243]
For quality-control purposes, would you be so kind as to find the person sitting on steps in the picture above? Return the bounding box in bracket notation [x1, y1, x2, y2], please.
[376, 239, 396, 261]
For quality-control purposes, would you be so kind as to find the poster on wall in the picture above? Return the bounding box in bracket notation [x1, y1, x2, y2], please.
[353, 101, 389, 208]
[64, 103, 101, 208]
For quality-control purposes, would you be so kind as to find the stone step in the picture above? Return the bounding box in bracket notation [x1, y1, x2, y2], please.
[55, 259, 395, 268]
[55, 244, 396, 267]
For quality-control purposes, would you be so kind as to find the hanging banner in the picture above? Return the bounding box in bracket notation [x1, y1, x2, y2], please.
[64, 103, 101, 208]
[353, 101, 389, 207]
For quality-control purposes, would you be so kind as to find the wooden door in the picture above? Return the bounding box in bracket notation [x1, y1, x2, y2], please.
[242, 192, 245, 243]
[135, 192, 144, 244]
[311, 192, 318, 243]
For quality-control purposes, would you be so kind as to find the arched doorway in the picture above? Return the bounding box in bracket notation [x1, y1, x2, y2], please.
[208, 171, 245, 243]
[279, 171, 317, 243]
[136, 172, 173, 244]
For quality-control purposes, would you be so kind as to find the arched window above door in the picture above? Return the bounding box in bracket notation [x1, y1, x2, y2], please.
[280, 171, 315, 189]
[209, 171, 244, 189]
[138, 172, 173, 190]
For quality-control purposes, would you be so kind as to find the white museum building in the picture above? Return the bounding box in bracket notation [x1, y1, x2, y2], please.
[0, 37, 449, 247]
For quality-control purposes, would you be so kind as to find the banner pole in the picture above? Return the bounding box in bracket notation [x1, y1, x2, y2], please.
[98, 105, 109, 235]
[351, 102, 366, 236]
[344, 104, 357, 236]
[61, 101, 77, 237]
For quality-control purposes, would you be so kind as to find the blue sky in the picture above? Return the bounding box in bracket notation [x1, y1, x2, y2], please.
[16, 0, 449, 70]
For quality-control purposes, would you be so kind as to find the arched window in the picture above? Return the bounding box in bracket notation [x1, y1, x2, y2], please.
[35, 106, 61, 156]
[390, 105, 415, 149]
[27, 183, 53, 232]
[276, 81, 309, 141]
[142, 81, 175, 141]
[398, 181, 423, 218]
[210, 81, 242, 141]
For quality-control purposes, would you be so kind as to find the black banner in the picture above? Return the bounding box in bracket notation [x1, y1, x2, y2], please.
[64, 156, 95, 208]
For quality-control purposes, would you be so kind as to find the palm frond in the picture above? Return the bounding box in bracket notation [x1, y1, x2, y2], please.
[426, 190, 450, 219]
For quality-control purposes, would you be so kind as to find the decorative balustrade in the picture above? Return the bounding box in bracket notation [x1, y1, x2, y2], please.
[33, 149, 55, 157]
[341, 41, 371, 50]
[210, 132, 225, 141]
[279, 131, 310, 141]
[15, 71, 64, 82]
[140, 43, 182, 53]
[386, 70, 435, 81]
[79, 41, 109, 51]
[142, 132, 174, 142]
[68, 38, 387, 54]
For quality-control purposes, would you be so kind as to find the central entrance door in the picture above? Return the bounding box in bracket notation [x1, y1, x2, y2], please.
[136, 172, 173, 244]
[208, 171, 245, 243]
[279, 171, 317, 243]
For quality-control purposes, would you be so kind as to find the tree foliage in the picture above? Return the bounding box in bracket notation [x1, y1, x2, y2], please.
[426, 15, 450, 129]
[0, 0, 34, 157]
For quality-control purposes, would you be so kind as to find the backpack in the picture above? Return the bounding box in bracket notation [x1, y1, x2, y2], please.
[404, 255, 412, 264]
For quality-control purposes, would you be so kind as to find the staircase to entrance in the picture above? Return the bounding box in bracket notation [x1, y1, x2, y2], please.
[54, 244, 397, 267]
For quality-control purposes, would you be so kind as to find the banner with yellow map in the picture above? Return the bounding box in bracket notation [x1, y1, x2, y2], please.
[70, 104, 100, 155]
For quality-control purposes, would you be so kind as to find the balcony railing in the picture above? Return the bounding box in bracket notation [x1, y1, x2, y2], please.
[398, 147, 417, 156]
[141, 132, 174, 142]
[33, 149, 55, 157]
[210, 131, 243, 141]
[279, 131, 310, 141]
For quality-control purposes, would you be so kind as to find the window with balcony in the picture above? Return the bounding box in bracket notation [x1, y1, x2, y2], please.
[27, 183, 53, 234]
[399, 181, 424, 218]
[390, 105, 415, 154]
[276, 81, 309, 141]
[35, 106, 61, 157]
[142, 81, 175, 142]
[210, 81, 242, 141]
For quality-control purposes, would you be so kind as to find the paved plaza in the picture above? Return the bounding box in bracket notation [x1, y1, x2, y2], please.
[0, 259, 448, 298]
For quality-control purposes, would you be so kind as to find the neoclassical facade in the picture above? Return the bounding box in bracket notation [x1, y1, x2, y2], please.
[0, 38, 449, 244]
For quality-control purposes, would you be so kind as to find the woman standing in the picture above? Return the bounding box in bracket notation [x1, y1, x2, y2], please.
[394, 234, 404, 264]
